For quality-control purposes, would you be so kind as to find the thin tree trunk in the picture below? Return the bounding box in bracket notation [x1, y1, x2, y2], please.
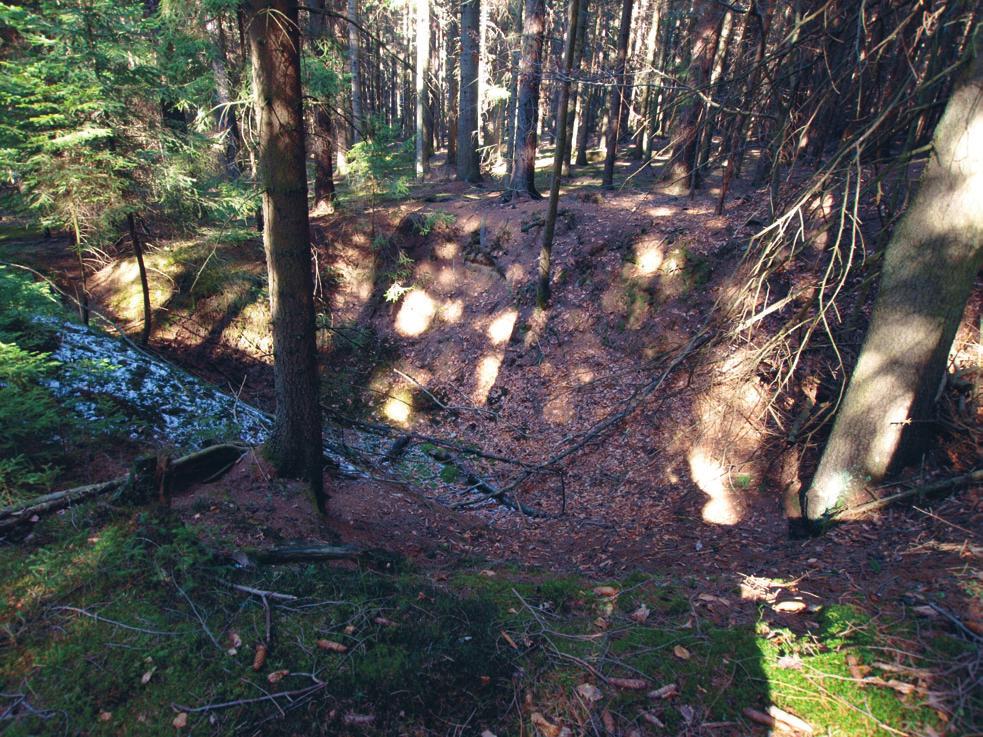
[312, 106, 336, 213]
[601, 0, 634, 188]
[457, 0, 482, 182]
[205, 14, 242, 177]
[127, 213, 152, 346]
[537, 0, 582, 307]
[562, 0, 589, 176]
[246, 0, 326, 514]
[803, 36, 983, 524]
[504, 0, 523, 167]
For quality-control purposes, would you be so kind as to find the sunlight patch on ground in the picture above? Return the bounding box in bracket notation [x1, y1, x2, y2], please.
[634, 241, 664, 275]
[506, 263, 526, 284]
[487, 309, 518, 346]
[473, 354, 502, 405]
[689, 448, 740, 525]
[435, 241, 458, 260]
[383, 388, 413, 425]
[439, 299, 463, 323]
[648, 205, 675, 217]
[395, 290, 436, 337]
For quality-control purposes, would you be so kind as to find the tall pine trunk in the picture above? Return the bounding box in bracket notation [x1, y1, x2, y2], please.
[506, 0, 545, 200]
[457, 0, 482, 182]
[246, 0, 326, 513]
[803, 37, 983, 525]
[415, 0, 431, 177]
[347, 0, 364, 142]
[600, 0, 634, 188]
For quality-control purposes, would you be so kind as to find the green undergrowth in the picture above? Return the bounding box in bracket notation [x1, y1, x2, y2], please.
[2, 505, 972, 736]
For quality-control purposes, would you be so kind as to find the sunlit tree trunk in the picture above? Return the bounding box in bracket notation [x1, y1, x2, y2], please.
[506, 0, 545, 200]
[446, 10, 459, 164]
[246, 0, 326, 513]
[457, 0, 482, 182]
[415, 0, 431, 177]
[127, 213, 152, 346]
[803, 38, 983, 525]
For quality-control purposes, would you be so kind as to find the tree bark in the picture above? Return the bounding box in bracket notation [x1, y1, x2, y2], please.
[127, 212, 152, 346]
[415, 0, 431, 177]
[312, 105, 336, 214]
[803, 37, 983, 524]
[659, 0, 723, 193]
[205, 14, 243, 177]
[246, 0, 326, 514]
[457, 0, 482, 182]
[537, 0, 582, 307]
[600, 0, 634, 188]
[506, 0, 545, 200]
[446, 10, 459, 164]
[347, 0, 364, 142]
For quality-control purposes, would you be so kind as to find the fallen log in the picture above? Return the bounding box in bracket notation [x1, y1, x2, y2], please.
[0, 443, 249, 535]
[240, 544, 404, 569]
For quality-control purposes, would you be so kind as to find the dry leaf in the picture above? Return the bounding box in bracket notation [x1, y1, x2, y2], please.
[267, 669, 289, 684]
[98, 711, 112, 722]
[593, 617, 608, 629]
[172, 712, 188, 729]
[678, 704, 695, 724]
[500, 630, 519, 649]
[479, 569, 497, 577]
[630, 603, 650, 623]
[228, 631, 242, 649]
[608, 677, 647, 690]
[774, 600, 807, 613]
[481, 731, 497, 737]
[344, 624, 356, 635]
[140, 667, 156, 685]
[601, 709, 616, 734]
[316, 639, 348, 653]
[776, 654, 803, 670]
[845, 654, 868, 680]
[374, 616, 396, 626]
[252, 643, 268, 671]
[531, 711, 561, 737]
[648, 683, 678, 699]
[768, 705, 814, 733]
[673, 645, 691, 660]
[480, 675, 491, 686]
[343, 713, 376, 726]
[640, 711, 665, 728]
[593, 586, 619, 597]
[576, 683, 603, 702]
[912, 605, 939, 618]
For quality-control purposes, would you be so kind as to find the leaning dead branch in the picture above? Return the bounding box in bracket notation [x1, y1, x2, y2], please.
[835, 468, 983, 518]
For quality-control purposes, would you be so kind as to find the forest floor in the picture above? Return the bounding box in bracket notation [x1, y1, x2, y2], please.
[1, 154, 980, 736]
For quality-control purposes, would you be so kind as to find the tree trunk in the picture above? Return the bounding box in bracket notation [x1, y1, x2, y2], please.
[537, 0, 582, 307]
[446, 11, 459, 164]
[660, 0, 723, 192]
[802, 37, 983, 524]
[127, 213, 152, 346]
[205, 14, 242, 177]
[415, 0, 431, 177]
[457, 0, 482, 182]
[600, 0, 634, 188]
[246, 0, 326, 514]
[506, 0, 545, 200]
[504, 0, 523, 167]
[561, 0, 589, 176]
[347, 0, 364, 142]
[312, 106, 336, 214]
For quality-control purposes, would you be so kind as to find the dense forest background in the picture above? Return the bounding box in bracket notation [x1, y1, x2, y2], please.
[0, 0, 980, 735]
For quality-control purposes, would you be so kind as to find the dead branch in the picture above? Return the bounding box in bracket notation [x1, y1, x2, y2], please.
[837, 468, 983, 518]
[0, 444, 249, 534]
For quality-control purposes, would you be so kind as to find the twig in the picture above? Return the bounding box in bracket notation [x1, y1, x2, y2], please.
[230, 584, 299, 602]
[172, 684, 326, 714]
[174, 579, 222, 651]
[51, 606, 178, 637]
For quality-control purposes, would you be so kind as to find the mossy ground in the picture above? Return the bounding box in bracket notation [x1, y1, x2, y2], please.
[2, 500, 970, 736]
